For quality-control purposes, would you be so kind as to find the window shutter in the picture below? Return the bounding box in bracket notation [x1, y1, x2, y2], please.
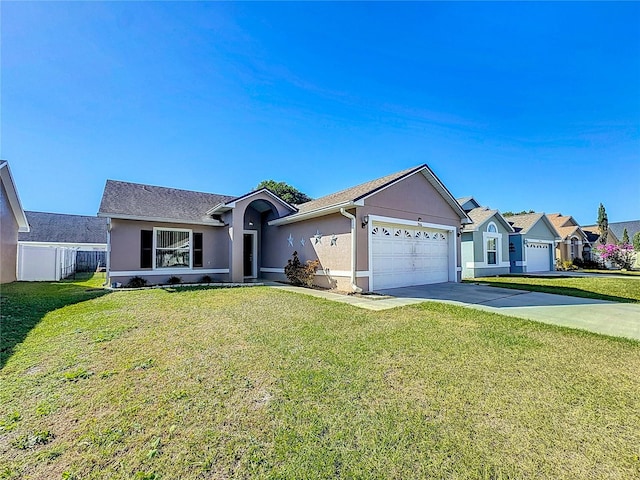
[141, 230, 153, 268]
[193, 233, 203, 267]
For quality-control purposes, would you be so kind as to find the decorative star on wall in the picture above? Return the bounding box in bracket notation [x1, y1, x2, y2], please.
[300, 238, 305, 247]
[330, 234, 337, 246]
[314, 230, 322, 245]
[287, 233, 294, 247]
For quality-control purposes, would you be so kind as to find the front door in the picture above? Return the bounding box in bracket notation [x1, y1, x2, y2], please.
[243, 234, 254, 277]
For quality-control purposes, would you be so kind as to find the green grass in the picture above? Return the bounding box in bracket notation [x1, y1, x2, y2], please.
[1, 281, 639, 479]
[466, 275, 640, 303]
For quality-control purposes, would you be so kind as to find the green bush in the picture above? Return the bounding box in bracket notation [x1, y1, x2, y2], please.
[126, 276, 148, 288]
[284, 251, 320, 287]
[572, 257, 584, 268]
[167, 276, 182, 285]
[200, 275, 212, 284]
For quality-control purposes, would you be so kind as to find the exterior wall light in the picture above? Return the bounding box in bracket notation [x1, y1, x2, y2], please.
[361, 215, 369, 229]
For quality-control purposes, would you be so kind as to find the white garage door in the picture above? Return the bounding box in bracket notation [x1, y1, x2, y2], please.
[371, 222, 450, 290]
[526, 243, 551, 272]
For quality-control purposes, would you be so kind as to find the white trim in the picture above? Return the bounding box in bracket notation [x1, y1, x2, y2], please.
[153, 227, 192, 270]
[110, 269, 229, 277]
[316, 269, 370, 278]
[515, 261, 527, 266]
[0, 161, 30, 232]
[207, 188, 298, 215]
[367, 215, 458, 290]
[260, 267, 284, 274]
[466, 261, 511, 268]
[482, 230, 502, 267]
[98, 213, 225, 227]
[268, 202, 354, 226]
[18, 241, 107, 251]
[524, 238, 554, 245]
[243, 230, 258, 279]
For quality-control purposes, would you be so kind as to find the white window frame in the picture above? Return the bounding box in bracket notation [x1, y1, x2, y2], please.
[153, 227, 193, 270]
[482, 222, 502, 267]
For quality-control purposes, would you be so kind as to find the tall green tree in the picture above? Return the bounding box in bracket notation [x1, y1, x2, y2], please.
[597, 203, 608, 245]
[257, 180, 312, 205]
[621, 228, 630, 245]
[633, 232, 640, 252]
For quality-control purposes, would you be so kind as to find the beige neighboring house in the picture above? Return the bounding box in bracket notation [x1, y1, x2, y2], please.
[99, 164, 471, 291]
[0, 160, 30, 283]
[546, 213, 591, 263]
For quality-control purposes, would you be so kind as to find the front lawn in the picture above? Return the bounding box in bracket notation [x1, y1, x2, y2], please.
[1, 280, 639, 479]
[467, 275, 640, 303]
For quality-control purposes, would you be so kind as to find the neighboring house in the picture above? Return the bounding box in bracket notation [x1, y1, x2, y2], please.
[583, 220, 640, 268]
[581, 224, 619, 247]
[546, 213, 591, 263]
[0, 160, 30, 283]
[504, 213, 560, 273]
[98, 164, 471, 291]
[17, 211, 108, 281]
[457, 197, 514, 279]
[608, 220, 640, 245]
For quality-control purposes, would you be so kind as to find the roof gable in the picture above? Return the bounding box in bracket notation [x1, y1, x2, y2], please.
[505, 212, 560, 238]
[19, 211, 107, 244]
[465, 207, 515, 232]
[456, 196, 481, 213]
[0, 160, 29, 232]
[272, 164, 470, 225]
[207, 188, 297, 215]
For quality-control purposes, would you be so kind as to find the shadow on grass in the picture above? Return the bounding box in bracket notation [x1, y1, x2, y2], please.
[0, 279, 110, 368]
[477, 281, 636, 304]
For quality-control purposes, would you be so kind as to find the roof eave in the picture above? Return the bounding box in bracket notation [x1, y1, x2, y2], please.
[268, 202, 355, 226]
[98, 212, 226, 227]
[0, 162, 30, 231]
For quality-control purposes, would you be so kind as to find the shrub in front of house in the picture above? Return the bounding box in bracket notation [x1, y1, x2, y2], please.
[200, 275, 212, 284]
[167, 276, 182, 285]
[284, 251, 320, 287]
[126, 276, 148, 288]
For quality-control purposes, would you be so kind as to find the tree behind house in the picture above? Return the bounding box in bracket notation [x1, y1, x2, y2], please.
[621, 228, 630, 245]
[597, 203, 608, 245]
[257, 180, 312, 205]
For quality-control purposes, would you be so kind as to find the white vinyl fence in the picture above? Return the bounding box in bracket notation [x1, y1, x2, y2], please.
[17, 245, 77, 281]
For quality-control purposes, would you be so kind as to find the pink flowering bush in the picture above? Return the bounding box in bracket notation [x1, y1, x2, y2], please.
[595, 243, 635, 270]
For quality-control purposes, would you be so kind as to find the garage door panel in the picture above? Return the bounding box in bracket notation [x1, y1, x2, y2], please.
[526, 243, 550, 272]
[371, 222, 450, 290]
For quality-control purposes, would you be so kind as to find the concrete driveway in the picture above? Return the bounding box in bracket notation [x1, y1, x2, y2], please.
[376, 283, 640, 341]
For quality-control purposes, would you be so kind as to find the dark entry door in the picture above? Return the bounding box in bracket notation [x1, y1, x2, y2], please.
[243, 234, 253, 277]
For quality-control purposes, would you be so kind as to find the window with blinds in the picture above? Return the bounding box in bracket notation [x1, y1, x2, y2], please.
[155, 229, 190, 268]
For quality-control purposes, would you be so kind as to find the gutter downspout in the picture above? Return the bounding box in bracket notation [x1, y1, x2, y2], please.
[340, 208, 363, 293]
[104, 218, 111, 287]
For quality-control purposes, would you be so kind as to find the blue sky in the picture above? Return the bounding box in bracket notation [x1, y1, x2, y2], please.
[2, 2, 639, 224]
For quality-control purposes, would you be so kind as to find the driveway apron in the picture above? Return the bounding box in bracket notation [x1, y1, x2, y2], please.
[376, 283, 640, 341]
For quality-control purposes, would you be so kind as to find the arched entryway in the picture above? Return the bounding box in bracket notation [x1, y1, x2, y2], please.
[242, 199, 280, 279]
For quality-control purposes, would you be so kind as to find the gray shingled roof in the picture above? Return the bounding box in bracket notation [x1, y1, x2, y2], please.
[465, 208, 499, 231]
[98, 180, 234, 224]
[294, 166, 421, 214]
[19, 211, 107, 244]
[609, 220, 640, 241]
[504, 212, 545, 234]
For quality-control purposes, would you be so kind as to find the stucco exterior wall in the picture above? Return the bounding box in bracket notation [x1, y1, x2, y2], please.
[509, 219, 557, 273]
[261, 213, 353, 290]
[358, 172, 463, 283]
[0, 182, 19, 283]
[108, 218, 229, 285]
[461, 216, 511, 279]
[508, 235, 525, 273]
